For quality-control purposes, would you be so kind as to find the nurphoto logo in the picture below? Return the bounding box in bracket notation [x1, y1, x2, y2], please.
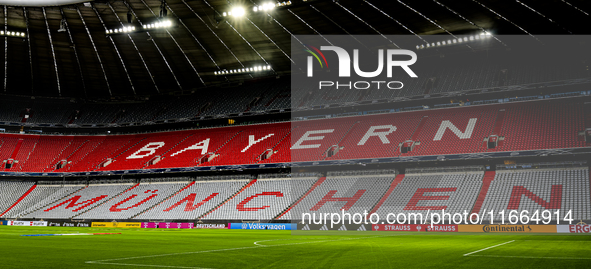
[295, 36, 420, 92]
[306, 45, 418, 78]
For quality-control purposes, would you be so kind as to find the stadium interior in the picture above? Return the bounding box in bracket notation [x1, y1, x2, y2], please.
[0, 0, 590, 268]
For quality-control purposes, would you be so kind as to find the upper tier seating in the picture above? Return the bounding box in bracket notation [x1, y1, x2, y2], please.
[95, 132, 195, 171]
[493, 103, 585, 152]
[325, 113, 425, 160]
[147, 128, 241, 169]
[0, 99, 586, 173]
[206, 123, 291, 166]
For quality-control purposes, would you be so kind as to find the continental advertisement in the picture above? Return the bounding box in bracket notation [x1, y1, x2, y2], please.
[91, 222, 141, 228]
[458, 224, 557, 233]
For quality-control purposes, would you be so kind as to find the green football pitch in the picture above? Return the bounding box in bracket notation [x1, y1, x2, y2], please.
[1, 226, 590, 268]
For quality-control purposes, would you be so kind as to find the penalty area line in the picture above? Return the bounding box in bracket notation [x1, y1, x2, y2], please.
[463, 240, 515, 256]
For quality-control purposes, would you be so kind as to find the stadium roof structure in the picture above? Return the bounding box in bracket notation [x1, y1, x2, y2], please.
[0, 0, 588, 98]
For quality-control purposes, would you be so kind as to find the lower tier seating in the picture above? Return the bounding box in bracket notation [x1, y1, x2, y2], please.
[1, 165, 589, 222]
[136, 179, 250, 220]
[279, 175, 394, 221]
[3, 184, 84, 218]
[75, 181, 190, 220]
[26, 182, 136, 219]
[0, 181, 35, 215]
[372, 172, 484, 221]
[202, 178, 317, 220]
[479, 168, 590, 222]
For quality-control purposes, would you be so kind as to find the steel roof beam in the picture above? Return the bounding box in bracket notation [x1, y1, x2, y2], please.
[60, 7, 87, 97]
[43, 7, 62, 96]
[138, 0, 204, 87]
[124, 0, 182, 92]
[93, 2, 137, 95]
[77, 6, 112, 96]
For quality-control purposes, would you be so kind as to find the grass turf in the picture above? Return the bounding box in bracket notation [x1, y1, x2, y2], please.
[1, 226, 590, 268]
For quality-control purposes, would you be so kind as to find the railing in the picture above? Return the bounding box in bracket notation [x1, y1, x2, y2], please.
[88, 179, 136, 185]
[142, 177, 192, 183]
[497, 161, 588, 171]
[193, 174, 254, 182]
[258, 172, 322, 179]
[37, 180, 86, 185]
[327, 169, 397, 177]
[406, 166, 485, 174]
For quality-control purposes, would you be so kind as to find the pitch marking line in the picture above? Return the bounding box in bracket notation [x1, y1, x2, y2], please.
[463, 240, 515, 256]
[86, 235, 399, 268]
[85, 262, 210, 269]
[253, 237, 334, 246]
[467, 255, 591, 260]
